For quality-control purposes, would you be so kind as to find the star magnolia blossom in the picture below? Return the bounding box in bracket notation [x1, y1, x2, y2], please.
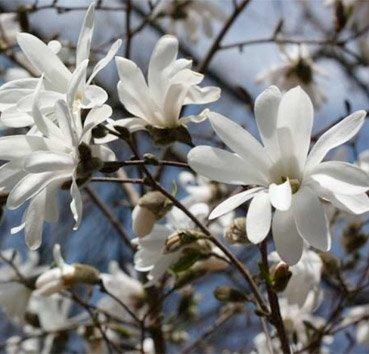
[99, 261, 145, 319]
[133, 202, 228, 285]
[0, 2, 121, 128]
[0, 74, 114, 249]
[152, 0, 226, 43]
[344, 305, 369, 347]
[257, 45, 326, 107]
[188, 85, 369, 264]
[0, 250, 45, 323]
[100, 35, 220, 142]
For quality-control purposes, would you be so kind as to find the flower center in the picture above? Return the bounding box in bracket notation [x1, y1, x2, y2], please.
[281, 176, 300, 194]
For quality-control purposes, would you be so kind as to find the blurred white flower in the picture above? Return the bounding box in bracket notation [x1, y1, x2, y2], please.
[6, 332, 39, 354]
[4, 67, 31, 82]
[188, 85, 369, 265]
[99, 261, 145, 319]
[35, 244, 75, 296]
[257, 45, 327, 107]
[269, 249, 323, 309]
[152, 0, 226, 43]
[133, 202, 228, 285]
[101, 35, 220, 142]
[0, 2, 121, 129]
[0, 13, 21, 46]
[0, 74, 114, 249]
[345, 304, 369, 346]
[178, 171, 230, 206]
[0, 250, 45, 323]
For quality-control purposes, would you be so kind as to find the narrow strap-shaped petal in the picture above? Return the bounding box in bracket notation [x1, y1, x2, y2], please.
[209, 187, 264, 220]
[332, 193, 369, 215]
[87, 39, 122, 85]
[246, 191, 272, 243]
[254, 85, 282, 162]
[293, 187, 330, 252]
[17, 33, 71, 92]
[277, 86, 313, 174]
[81, 104, 112, 141]
[188, 145, 268, 186]
[209, 112, 272, 178]
[76, 2, 95, 66]
[306, 110, 366, 171]
[67, 59, 88, 108]
[23, 151, 75, 173]
[272, 208, 304, 265]
[309, 161, 369, 195]
[70, 179, 83, 230]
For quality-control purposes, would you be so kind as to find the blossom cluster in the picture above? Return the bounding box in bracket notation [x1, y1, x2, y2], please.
[1, 1, 369, 353]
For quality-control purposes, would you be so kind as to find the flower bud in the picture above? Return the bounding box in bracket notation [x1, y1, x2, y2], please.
[225, 217, 249, 244]
[132, 191, 173, 237]
[35, 245, 100, 296]
[165, 230, 206, 253]
[214, 286, 248, 303]
[271, 262, 292, 292]
[146, 125, 193, 146]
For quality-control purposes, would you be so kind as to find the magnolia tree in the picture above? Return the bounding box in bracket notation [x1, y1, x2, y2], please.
[1, 0, 369, 353]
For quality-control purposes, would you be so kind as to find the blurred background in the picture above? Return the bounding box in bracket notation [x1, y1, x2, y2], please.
[0, 0, 369, 352]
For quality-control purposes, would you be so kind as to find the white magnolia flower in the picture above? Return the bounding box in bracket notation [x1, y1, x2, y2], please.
[0, 250, 45, 323]
[257, 46, 326, 107]
[152, 0, 226, 43]
[0, 74, 114, 249]
[0, 13, 21, 46]
[101, 35, 220, 142]
[178, 171, 230, 205]
[0, 2, 121, 128]
[188, 85, 369, 265]
[345, 304, 369, 346]
[99, 261, 145, 319]
[134, 202, 228, 285]
[35, 244, 76, 296]
[269, 249, 323, 309]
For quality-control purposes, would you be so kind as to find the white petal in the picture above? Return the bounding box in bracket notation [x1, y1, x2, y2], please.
[90, 145, 116, 162]
[188, 146, 268, 186]
[268, 179, 292, 211]
[67, 59, 88, 108]
[70, 179, 83, 230]
[184, 85, 220, 105]
[254, 85, 282, 161]
[0, 78, 38, 90]
[54, 100, 78, 146]
[148, 35, 179, 104]
[17, 33, 71, 92]
[293, 187, 330, 251]
[332, 193, 369, 215]
[24, 151, 75, 173]
[209, 188, 263, 219]
[272, 209, 304, 265]
[82, 104, 112, 139]
[277, 86, 313, 173]
[246, 192, 271, 243]
[87, 39, 122, 84]
[163, 83, 187, 126]
[0, 135, 53, 160]
[0, 88, 34, 110]
[24, 190, 46, 250]
[0, 106, 34, 128]
[209, 112, 271, 178]
[306, 110, 366, 171]
[76, 2, 95, 66]
[7, 172, 66, 210]
[309, 161, 369, 195]
[81, 85, 107, 108]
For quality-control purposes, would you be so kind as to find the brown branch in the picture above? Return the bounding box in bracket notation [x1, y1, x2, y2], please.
[196, 0, 251, 73]
[85, 185, 134, 252]
[259, 240, 291, 354]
